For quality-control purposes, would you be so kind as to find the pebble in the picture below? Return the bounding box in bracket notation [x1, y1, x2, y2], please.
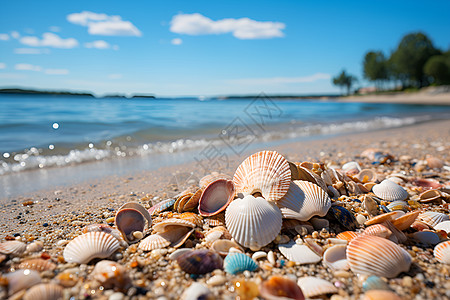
[109, 292, 125, 300]
[206, 275, 227, 286]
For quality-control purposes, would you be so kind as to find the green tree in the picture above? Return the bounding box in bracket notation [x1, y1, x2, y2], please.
[424, 54, 450, 85]
[332, 70, 358, 95]
[363, 51, 388, 90]
[389, 32, 440, 88]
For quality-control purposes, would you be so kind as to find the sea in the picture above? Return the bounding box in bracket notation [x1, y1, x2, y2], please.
[1, 94, 450, 198]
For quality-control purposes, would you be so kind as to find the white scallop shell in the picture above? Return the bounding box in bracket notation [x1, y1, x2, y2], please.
[63, 232, 120, 264]
[278, 240, 321, 264]
[347, 235, 411, 278]
[434, 220, 450, 233]
[233, 151, 291, 202]
[372, 180, 408, 201]
[434, 240, 450, 264]
[323, 244, 349, 271]
[138, 233, 171, 251]
[225, 195, 282, 251]
[297, 277, 338, 298]
[0, 240, 27, 256]
[418, 211, 449, 228]
[277, 181, 331, 221]
[6, 269, 41, 296]
[23, 283, 63, 300]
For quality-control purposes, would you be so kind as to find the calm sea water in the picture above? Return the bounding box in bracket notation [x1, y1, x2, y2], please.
[1, 94, 450, 176]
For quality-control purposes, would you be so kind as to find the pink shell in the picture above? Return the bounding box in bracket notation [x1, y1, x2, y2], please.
[198, 179, 235, 216]
[362, 224, 392, 238]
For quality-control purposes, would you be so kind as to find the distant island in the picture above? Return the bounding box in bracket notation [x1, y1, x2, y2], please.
[0, 88, 155, 99]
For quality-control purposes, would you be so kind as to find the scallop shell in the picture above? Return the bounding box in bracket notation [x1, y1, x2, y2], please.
[177, 249, 223, 274]
[323, 244, 349, 271]
[138, 233, 171, 251]
[336, 231, 359, 242]
[386, 200, 408, 212]
[210, 239, 243, 256]
[297, 277, 338, 298]
[364, 211, 398, 226]
[82, 224, 127, 247]
[225, 195, 282, 251]
[362, 224, 392, 238]
[347, 235, 411, 278]
[391, 211, 419, 231]
[357, 169, 377, 183]
[223, 253, 258, 275]
[434, 240, 450, 264]
[198, 179, 235, 216]
[418, 211, 449, 228]
[6, 269, 41, 296]
[277, 181, 331, 221]
[434, 220, 450, 233]
[91, 260, 131, 290]
[0, 240, 27, 256]
[148, 198, 175, 215]
[176, 212, 203, 228]
[204, 213, 225, 227]
[372, 180, 408, 201]
[23, 283, 63, 300]
[18, 258, 56, 272]
[115, 208, 146, 244]
[63, 232, 120, 264]
[233, 150, 291, 202]
[278, 240, 321, 264]
[259, 275, 305, 300]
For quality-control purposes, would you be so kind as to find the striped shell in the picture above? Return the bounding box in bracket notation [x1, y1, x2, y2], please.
[223, 253, 258, 275]
[434, 220, 450, 233]
[148, 198, 175, 215]
[278, 240, 321, 264]
[362, 224, 392, 238]
[138, 233, 171, 251]
[323, 244, 349, 271]
[198, 179, 235, 216]
[297, 277, 338, 298]
[0, 240, 27, 256]
[177, 249, 223, 274]
[63, 232, 120, 264]
[18, 258, 56, 272]
[386, 200, 409, 211]
[372, 180, 408, 201]
[336, 231, 359, 242]
[23, 283, 63, 300]
[225, 195, 282, 251]
[233, 150, 291, 202]
[434, 240, 450, 264]
[418, 211, 449, 228]
[391, 211, 419, 231]
[364, 211, 398, 226]
[6, 269, 41, 296]
[347, 235, 411, 278]
[277, 181, 331, 221]
[259, 275, 305, 300]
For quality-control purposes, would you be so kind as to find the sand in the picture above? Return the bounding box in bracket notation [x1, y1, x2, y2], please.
[0, 119, 449, 299]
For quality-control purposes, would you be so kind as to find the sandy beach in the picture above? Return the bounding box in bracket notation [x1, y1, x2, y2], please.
[1, 119, 449, 299]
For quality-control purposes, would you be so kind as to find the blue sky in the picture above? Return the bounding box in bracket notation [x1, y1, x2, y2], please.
[0, 0, 449, 97]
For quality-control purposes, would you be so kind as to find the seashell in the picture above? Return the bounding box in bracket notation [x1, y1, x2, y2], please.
[310, 217, 329, 230]
[25, 241, 44, 253]
[372, 180, 408, 201]
[347, 235, 411, 278]
[357, 169, 377, 183]
[362, 224, 392, 238]
[174, 192, 193, 213]
[91, 260, 131, 290]
[82, 224, 127, 247]
[138, 233, 171, 251]
[0, 240, 27, 256]
[342, 161, 361, 175]
[6, 269, 41, 296]
[18, 258, 56, 272]
[362, 275, 390, 292]
[118, 202, 152, 226]
[434, 240, 450, 264]
[205, 226, 228, 243]
[148, 198, 175, 215]
[297, 277, 338, 298]
[180, 282, 212, 300]
[198, 179, 235, 216]
[153, 218, 196, 232]
[288, 161, 301, 181]
[386, 200, 408, 212]
[411, 231, 440, 246]
[297, 166, 330, 193]
[434, 220, 450, 233]
[304, 238, 323, 256]
[223, 252, 258, 275]
[426, 155, 444, 169]
[362, 195, 378, 216]
[176, 212, 203, 228]
[225, 195, 282, 251]
[329, 206, 358, 230]
[386, 176, 405, 185]
[211, 239, 243, 256]
[259, 275, 305, 300]
[323, 244, 349, 271]
[252, 251, 267, 261]
[169, 248, 193, 260]
[362, 290, 402, 300]
[115, 208, 147, 244]
[412, 178, 442, 190]
[382, 220, 407, 243]
[364, 211, 398, 226]
[22, 283, 63, 300]
[336, 231, 359, 242]
[204, 213, 225, 227]
[181, 188, 204, 212]
[419, 189, 442, 203]
[391, 211, 419, 231]
[233, 150, 291, 202]
[277, 181, 331, 221]
[199, 172, 230, 189]
[177, 249, 223, 274]
[160, 227, 194, 248]
[411, 220, 431, 231]
[63, 232, 120, 264]
[418, 211, 449, 228]
[278, 240, 321, 264]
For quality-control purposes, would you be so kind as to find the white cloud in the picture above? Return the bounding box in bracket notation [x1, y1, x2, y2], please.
[0, 34, 9, 41]
[14, 48, 51, 54]
[67, 11, 142, 36]
[84, 40, 111, 49]
[15, 63, 42, 72]
[229, 73, 331, 85]
[170, 13, 285, 39]
[20, 33, 78, 48]
[11, 31, 20, 39]
[0, 63, 6, 69]
[171, 38, 183, 45]
[45, 69, 69, 75]
[49, 26, 61, 32]
[108, 73, 122, 79]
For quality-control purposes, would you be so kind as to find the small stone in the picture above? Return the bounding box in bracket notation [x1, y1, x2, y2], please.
[402, 276, 413, 288]
[207, 275, 227, 286]
[109, 292, 125, 300]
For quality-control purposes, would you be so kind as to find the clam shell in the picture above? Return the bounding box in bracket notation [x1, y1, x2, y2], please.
[198, 179, 235, 216]
[211, 239, 243, 256]
[169, 248, 193, 260]
[362, 224, 392, 238]
[153, 218, 196, 233]
[412, 231, 440, 246]
[347, 235, 411, 278]
[91, 260, 131, 290]
[159, 227, 194, 248]
[225, 195, 282, 251]
[148, 198, 175, 215]
[357, 169, 377, 183]
[323, 244, 349, 271]
[6, 269, 41, 296]
[297, 277, 338, 298]
[336, 231, 359, 242]
[199, 172, 230, 189]
[177, 249, 223, 274]
[434, 240, 450, 264]
[259, 275, 305, 300]
[0, 240, 27, 256]
[18, 258, 56, 272]
[115, 208, 146, 244]
[364, 211, 398, 226]
[278, 240, 321, 264]
[63, 232, 120, 264]
[22, 283, 63, 300]
[277, 181, 331, 221]
[412, 178, 442, 190]
[386, 200, 408, 211]
[223, 252, 258, 275]
[372, 180, 408, 201]
[362, 290, 403, 300]
[391, 211, 419, 231]
[418, 211, 449, 228]
[233, 150, 291, 202]
[434, 220, 450, 233]
[138, 233, 171, 251]
[118, 202, 152, 226]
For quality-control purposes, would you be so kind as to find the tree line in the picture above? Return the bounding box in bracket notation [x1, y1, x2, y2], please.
[332, 32, 450, 95]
